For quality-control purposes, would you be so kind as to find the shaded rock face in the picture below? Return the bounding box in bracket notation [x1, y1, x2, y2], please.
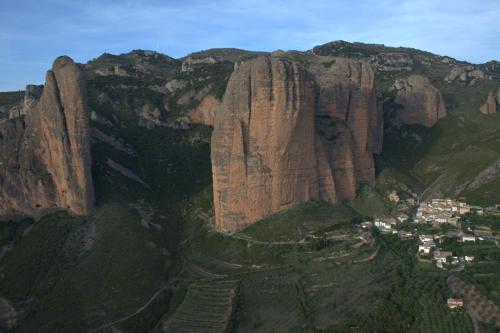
[394, 75, 447, 128]
[0, 56, 94, 220]
[307, 56, 383, 197]
[211, 56, 381, 232]
[479, 90, 497, 115]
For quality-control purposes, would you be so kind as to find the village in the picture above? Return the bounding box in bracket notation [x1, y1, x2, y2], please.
[362, 196, 500, 311]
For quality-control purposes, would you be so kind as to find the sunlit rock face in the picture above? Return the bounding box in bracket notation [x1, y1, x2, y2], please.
[0, 56, 94, 220]
[211, 56, 381, 232]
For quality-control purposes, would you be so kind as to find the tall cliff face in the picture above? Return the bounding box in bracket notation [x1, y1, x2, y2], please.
[307, 57, 383, 200]
[211, 56, 381, 232]
[393, 75, 447, 127]
[0, 56, 94, 220]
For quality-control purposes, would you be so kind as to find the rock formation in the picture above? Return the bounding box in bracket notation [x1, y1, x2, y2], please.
[394, 75, 447, 127]
[187, 95, 221, 126]
[479, 90, 497, 115]
[0, 56, 94, 220]
[211, 56, 381, 232]
[6, 85, 43, 119]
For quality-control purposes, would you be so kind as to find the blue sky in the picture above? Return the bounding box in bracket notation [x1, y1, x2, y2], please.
[1, 0, 499, 91]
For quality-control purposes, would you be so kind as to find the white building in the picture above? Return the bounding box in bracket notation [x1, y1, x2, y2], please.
[462, 235, 476, 242]
[419, 241, 436, 254]
[464, 256, 475, 263]
[447, 298, 464, 309]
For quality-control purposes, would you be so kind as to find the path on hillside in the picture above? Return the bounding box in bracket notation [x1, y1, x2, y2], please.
[230, 233, 309, 245]
[355, 244, 381, 263]
[87, 287, 166, 333]
[230, 232, 353, 246]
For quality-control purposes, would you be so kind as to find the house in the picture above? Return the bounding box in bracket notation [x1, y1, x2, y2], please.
[398, 231, 413, 238]
[419, 235, 434, 243]
[434, 250, 453, 263]
[447, 298, 464, 309]
[464, 256, 474, 263]
[435, 216, 448, 223]
[374, 220, 391, 230]
[459, 206, 470, 215]
[374, 218, 396, 233]
[461, 235, 476, 242]
[419, 241, 436, 254]
[360, 221, 373, 229]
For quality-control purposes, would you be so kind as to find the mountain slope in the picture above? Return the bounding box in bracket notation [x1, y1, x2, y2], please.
[0, 41, 499, 332]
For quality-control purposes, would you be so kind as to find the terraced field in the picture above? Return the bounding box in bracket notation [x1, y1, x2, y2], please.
[450, 276, 500, 327]
[410, 296, 474, 333]
[164, 279, 239, 333]
[235, 272, 306, 332]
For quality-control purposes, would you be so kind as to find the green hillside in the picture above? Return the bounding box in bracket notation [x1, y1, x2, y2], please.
[1, 41, 499, 332]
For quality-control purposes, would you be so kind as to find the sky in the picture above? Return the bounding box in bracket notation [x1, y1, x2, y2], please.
[1, 0, 499, 91]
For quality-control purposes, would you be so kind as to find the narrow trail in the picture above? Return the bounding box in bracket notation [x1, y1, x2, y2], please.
[87, 287, 166, 333]
[355, 244, 381, 263]
[229, 233, 309, 246]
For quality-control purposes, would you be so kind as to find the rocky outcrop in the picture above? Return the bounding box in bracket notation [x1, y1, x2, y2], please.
[165, 79, 187, 93]
[369, 52, 414, 72]
[445, 65, 485, 85]
[181, 56, 221, 72]
[138, 104, 165, 128]
[394, 75, 447, 128]
[6, 85, 43, 119]
[0, 56, 94, 220]
[187, 95, 221, 126]
[211, 56, 381, 232]
[479, 90, 497, 115]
